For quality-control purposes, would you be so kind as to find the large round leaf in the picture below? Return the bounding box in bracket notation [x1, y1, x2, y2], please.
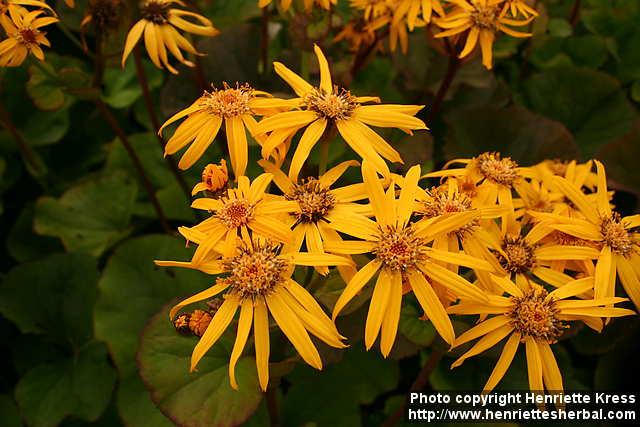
[138, 307, 263, 427]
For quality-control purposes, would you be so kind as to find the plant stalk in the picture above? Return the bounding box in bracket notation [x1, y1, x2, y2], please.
[133, 47, 192, 201]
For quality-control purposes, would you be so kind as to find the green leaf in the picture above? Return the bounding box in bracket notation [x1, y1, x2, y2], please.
[0, 394, 22, 427]
[137, 307, 264, 427]
[444, 105, 579, 164]
[26, 63, 65, 111]
[631, 80, 640, 102]
[34, 172, 137, 256]
[14, 342, 116, 427]
[6, 205, 63, 262]
[282, 347, 399, 427]
[547, 18, 573, 37]
[94, 235, 213, 427]
[596, 120, 640, 195]
[104, 132, 195, 221]
[0, 253, 98, 345]
[21, 108, 70, 146]
[398, 303, 436, 347]
[103, 60, 163, 109]
[523, 66, 635, 156]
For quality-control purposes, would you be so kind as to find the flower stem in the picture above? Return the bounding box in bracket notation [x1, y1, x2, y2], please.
[260, 5, 270, 75]
[382, 348, 446, 427]
[266, 386, 280, 427]
[133, 47, 192, 202]
[427, 47, 461, 122]
[569, 0, 582, 27]
[318, 124, 336, 175]
[95, 99, 172, 234]
[0, 102, 45, 177]
[347, 27, 390, 86]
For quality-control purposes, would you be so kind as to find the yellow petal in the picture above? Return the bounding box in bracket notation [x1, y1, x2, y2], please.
[483, 332, 521, 393]
[365, 269, 392, 350]
[594, 246, 613, 299]
[273, 61, 313, 97]
[419, 262, 489, 303]
[191, 296, 240, 371]
[408, 270, 455, 345]
[332, 260, 381, 318]
[451, 324, 513, 368]
[397, 165, 421, 228]
[380, 271, 403, 357]
[121, 20, 146, 67]
[616, 255, 640, 311]
[535, 245, 600, 261]
[362, 160, 393, 225]
[323, 240, 376, 254]
[546, 277, 594, 301]
[169, 281, 229, 321]
[289, 118, 327, 181]
[229, 299, 253, 389]
[253, 297, 270, 391]
[426, 248, 493, 271]
[525, 338, 544, 392]
[313, 44, 332, 94]
[453, 315, 510, 348]
[266, 292, 322, 369]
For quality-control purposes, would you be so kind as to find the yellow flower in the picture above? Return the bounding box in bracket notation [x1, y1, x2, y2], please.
[502, 0, 538, 18]
[254, 44, 427, 181]
[192, 160, 229, 196]
[448, 277, 634, 393]
[326, 162, 493, 355]
[334, 20, 378, 52]
[178, 173, 299, 261]
[159, 83, 295, 173]
[434, 0, 533, 69]
[259, 159, 372, 279]
[537, 160, 640, 310]
[0, 0, 54, 24]
[393, 0, 445, 30]
[157, 237, 353, 391]
[0, 9, 56, 66]
[121, 0, 218, 73]
[350, 0, 393, 21]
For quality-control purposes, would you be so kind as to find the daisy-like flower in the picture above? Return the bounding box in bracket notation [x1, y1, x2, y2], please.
[254, 44, 427, 180]
[393, 0, 445, 30]
[179, 173, 299, 262]
[434, 0, 533, 69]
[538, 161, 640, 310]
[0, 9, 56, 66]
[192, 160, 229, 196]
[121, 0, 218, 73]
[157, 236, 353, 391]
[325, 162, 493, 355]
[159, 83, 295, 174]
[424, 152, 528, 233]
[449, 276, 634, 393]
[0, 0, 53, 24]
[259, 159, 372, 279]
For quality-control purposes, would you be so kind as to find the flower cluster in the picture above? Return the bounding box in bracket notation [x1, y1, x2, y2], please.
[157, 45, 638, 394]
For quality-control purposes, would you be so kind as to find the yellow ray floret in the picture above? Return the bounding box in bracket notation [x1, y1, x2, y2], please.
[0, 9, 57, 66]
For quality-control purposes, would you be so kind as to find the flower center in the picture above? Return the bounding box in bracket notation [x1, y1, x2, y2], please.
[141, 0, 170, 24]
[286, 178, 336, 224]
[88, 0, 123, 31]
[17, 28, 39, 46]
[600, 213, 634, 256]
[198, 83, 253, 118]
[419, 187, 478, 237]
[470, 4, 499, 30]
[216, 199, 254, 229]
[304, 88, 358, 120]
[223, 243, 288, 299]
[476, 152, 519, 187]
[497, 236, 536, 274]
[508, 287, 566, 343]
[373, 225, 428, 272]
